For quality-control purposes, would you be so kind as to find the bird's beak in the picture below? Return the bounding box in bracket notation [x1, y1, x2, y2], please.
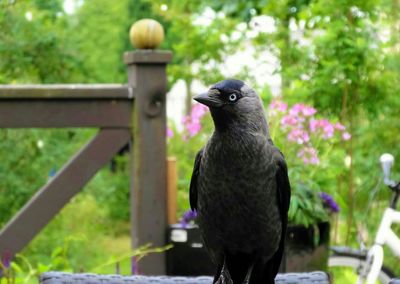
[193, 92, 223, 108]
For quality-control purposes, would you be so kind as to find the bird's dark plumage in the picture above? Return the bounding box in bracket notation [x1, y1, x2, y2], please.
[190, 79, 291, 284]
[212, 79, 245, 93]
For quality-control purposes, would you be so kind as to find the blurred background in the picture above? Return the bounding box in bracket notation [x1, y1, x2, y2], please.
[1, 0, 400, 282]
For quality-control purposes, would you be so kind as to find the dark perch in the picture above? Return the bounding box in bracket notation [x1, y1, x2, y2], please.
[40, 271, 331, 284]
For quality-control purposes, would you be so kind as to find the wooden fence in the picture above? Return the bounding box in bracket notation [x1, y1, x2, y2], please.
[0, 49, 172, 275]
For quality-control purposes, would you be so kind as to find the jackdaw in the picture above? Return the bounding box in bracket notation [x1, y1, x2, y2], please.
[190, 79, 291, 284]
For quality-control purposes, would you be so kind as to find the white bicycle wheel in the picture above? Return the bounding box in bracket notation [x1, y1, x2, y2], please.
[328, 254, 394, 284]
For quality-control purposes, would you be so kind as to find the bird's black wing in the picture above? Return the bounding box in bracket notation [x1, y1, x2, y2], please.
[274, 148, 291, 218]
[266, 147, 291, 279]
[189, 148, 203, 211]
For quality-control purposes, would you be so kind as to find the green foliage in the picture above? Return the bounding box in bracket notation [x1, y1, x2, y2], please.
[1, 232, 172, 284]
[303, 1, 389, 118]
[0, 1, 83, 83]
[22, 193, 116, 271]
[90, 155, 130, 222]
[69, 0, 131, 83]
[1, 242, 73, 284]
[0, 129, 94, 226]
[288, 184, 329, 226]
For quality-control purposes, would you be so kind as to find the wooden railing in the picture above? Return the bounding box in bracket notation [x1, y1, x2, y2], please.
[0, 49, 172, 275]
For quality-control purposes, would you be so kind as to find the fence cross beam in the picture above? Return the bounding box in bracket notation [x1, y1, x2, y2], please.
[0, 84, 132, 128]
[0, 128, 131, 255]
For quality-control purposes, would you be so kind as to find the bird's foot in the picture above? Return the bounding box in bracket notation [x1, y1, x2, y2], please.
[216, 258, 233, 284]
[242, 261, 255, 284]
[216, 270, 233, 284]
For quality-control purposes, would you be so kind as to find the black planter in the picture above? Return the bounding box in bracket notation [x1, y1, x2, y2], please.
[166, 224, 214, 276]
[166, 222, 330, 276]
[281, 222, 330, 272]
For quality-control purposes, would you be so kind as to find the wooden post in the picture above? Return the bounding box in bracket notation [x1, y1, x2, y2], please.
[167, 157, 178, 225]
[125, 50, 172, 275]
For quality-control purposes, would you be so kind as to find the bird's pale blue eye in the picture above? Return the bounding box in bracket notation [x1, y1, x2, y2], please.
[228, 93, 237, 102]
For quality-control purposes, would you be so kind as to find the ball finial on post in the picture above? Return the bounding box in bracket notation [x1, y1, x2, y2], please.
[129, 19, 165, 49]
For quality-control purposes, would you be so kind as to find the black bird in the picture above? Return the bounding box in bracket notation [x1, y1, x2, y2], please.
[190, 79, 291, 284]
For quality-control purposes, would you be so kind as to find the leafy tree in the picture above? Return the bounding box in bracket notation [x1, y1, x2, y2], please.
[0, 0, 83, 83]
[69, 0, 130, 83]
[301, 1, 394, 242]
[143, 0, 244, 114]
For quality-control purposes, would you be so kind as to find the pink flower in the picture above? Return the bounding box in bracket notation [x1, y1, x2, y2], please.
[269, 99, 288, 116]
[342, 132, 351, 140]
[302, 105, 317, 116]
[334, 122, 346, 131]
[281, 115, 299, 127]
[269, 99, 288, 112]
[191, 104, 208, 120]
[309, 119, 319, 133]
[297, 147, 320, 165]
[166, 127, 174, 138]
[309, 119, 335, 139]
[290, 103, 317, 117]
[288, 128, 310, 144]
[186, 121, 201, 136]
[182, 116, 202, 137]
[181, 104, 209, 138]
[322, 121, 335, 139]
[289, 105, 301, 116]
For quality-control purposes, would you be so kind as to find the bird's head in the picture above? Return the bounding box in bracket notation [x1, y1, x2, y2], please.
[194, 79, 267, 133]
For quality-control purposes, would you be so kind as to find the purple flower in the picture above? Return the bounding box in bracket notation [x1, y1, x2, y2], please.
[1, 250, 12, 269]
[319, 192, 340, 213]
[179, 210, 198, 228]
[131, 256, 139, 275]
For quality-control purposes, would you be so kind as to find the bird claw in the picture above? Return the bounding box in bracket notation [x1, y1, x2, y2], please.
[215, 260, 233, 284]
[242, 261, 255, 284]
[215, 271, 233, 284]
